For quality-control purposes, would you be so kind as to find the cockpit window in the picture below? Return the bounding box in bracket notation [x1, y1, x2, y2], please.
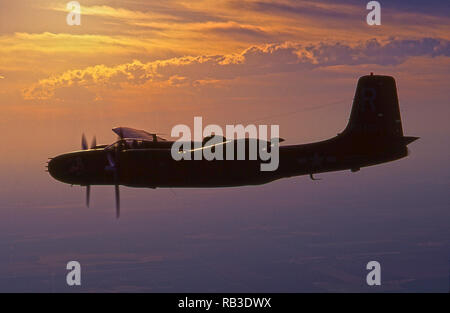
[105, 140, 127, 151]
[105, 139, 151, 151]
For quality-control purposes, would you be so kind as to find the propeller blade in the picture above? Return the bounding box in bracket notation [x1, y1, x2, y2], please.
[86, 185, 90, 207]
[90, 136, 97, 149]
[115, 184, 120, 219]
[105, 140, 121, 218]
[81, 133, 88, 150]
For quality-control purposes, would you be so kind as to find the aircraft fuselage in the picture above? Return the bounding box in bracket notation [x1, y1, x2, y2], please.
[47, 133, 410, 188]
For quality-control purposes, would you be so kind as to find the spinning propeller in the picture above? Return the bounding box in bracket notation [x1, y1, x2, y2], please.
[81, 133, 121, 219]
[81, 134, 96, 208]
[105, 140, 121, 219]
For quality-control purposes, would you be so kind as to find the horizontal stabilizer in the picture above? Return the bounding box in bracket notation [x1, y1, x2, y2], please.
[403, 136, 419, 145]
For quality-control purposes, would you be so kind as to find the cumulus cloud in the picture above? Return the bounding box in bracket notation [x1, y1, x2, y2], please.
[23, 37, 450, 100]
[306, 38, 450, 66]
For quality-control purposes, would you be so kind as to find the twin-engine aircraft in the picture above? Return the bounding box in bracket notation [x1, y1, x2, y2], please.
[48, 74, 418, 218]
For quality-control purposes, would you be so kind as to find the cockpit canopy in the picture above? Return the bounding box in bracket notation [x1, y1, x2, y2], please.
[105, 127, 168, 151]
[112, 127, 167, 142]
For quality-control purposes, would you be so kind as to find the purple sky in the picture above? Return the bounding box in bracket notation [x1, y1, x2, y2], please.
[0, 0, 448, 292]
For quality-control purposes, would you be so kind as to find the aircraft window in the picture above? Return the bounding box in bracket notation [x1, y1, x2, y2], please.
[124, 139, 146, 149]
[105, 140, 128, 151]
[106, 139, 155, 151]
[105, 141, 119, 151]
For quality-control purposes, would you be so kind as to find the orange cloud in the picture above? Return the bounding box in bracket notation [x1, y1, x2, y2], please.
[23, 38, 450, 101]
[51, 3, 180, 22]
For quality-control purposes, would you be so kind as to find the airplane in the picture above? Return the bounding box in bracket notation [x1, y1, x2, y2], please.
[47, 74, 419, 218]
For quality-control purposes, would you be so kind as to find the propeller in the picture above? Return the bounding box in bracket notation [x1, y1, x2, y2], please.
[115, 184, 120, 218]
[81, 134, 88, 150]
[86, 185, 90, 207]
[91, 136, 96, 149]
[81, 133, 121, 218]
[81, 133, 97, 150]
[105, 141, 121, 218]
[81, 134, 97, 208]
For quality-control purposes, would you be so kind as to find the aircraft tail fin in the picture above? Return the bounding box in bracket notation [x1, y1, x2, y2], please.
[343, 74, 404, 139]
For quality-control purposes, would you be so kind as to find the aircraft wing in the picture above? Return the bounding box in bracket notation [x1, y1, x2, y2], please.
[112, 127, 167, 142]
[187, 137, 285, 152]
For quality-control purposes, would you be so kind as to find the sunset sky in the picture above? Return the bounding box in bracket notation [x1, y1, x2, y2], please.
[0, 0, 448, 292]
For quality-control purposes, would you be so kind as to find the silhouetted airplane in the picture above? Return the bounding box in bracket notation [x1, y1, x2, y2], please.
[48, 74, 418, 218]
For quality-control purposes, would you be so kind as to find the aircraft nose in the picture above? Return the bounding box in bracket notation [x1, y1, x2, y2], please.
[47, 152, 93, 185]
[47, 155, 67, 182]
